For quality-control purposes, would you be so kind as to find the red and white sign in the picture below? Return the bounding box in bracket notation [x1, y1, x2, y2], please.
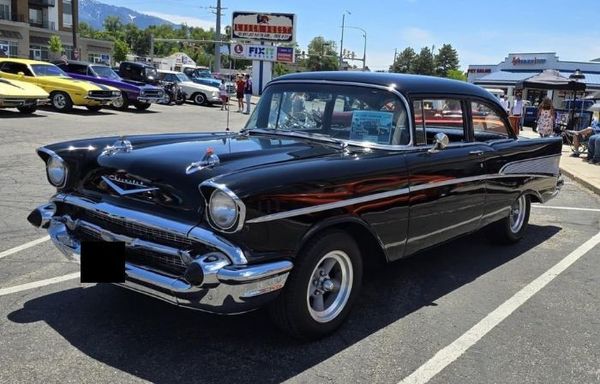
[231, 11, 296, 42]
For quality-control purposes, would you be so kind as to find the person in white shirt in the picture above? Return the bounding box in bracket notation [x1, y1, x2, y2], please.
[511, 94, 524, 131]
[499, 95, 509, 112]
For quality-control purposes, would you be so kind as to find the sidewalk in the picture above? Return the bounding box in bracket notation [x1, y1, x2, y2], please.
[519, 127, 600, 195]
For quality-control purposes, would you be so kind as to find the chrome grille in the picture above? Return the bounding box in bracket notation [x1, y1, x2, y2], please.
[141, 89, 163, 98]
[88, 90, 115, 98]
[82, 209, 193, 247]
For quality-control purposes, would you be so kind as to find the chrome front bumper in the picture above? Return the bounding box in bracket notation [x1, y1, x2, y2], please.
[29, 196, 292, 314]
[136, 96, 163, 104]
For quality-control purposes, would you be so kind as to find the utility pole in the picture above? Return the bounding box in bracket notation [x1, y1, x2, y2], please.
[210, 0, 227, 73]
[339, 10, 350, 68]
[72, 0, 78, 59]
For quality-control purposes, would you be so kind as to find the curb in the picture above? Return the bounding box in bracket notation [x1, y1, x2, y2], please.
[560, 166, 600, 196]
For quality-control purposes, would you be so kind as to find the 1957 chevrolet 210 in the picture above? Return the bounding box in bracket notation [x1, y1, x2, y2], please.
[28, 72, 563, 339]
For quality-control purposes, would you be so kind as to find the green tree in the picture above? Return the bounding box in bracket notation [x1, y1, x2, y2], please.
[413, 47, 435, 75]
[103, 16, 123, 34]
[113, 39, 129, 63]
[305, 36, 338, 71]
[434, 44, 459, 77]
[446, 69, 467, 81]
[48, 35, 63, 59]
[390, 47, 416, 73]
[273, 62, 290, 77]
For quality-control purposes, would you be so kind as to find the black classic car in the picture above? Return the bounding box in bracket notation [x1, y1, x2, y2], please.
[28, 72, 563, 339]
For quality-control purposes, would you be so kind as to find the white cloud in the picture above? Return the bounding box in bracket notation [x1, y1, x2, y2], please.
[143, 11, 216, 31]
[400, 27, 434, 48]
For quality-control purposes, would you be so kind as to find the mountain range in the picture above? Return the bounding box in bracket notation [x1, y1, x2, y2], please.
[79, 0, 174, 30]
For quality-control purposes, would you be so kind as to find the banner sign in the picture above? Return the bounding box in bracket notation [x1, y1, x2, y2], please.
[230, 43, 295, 63]
[231, 11, 296, 42]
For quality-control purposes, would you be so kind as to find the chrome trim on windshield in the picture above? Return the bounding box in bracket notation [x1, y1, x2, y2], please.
[246, 79, 414, 150]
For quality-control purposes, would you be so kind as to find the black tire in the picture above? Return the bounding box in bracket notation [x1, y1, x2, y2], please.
[50, 91, 73, 112]
[112, 94, 129, 110]
[488, 194, 531, 244]
[134, 102, 151, 110]
[165, 93, 173, 105]
[192, 92, 206, 105]
[86, 105, 103, 112]
[17, 105, 37, 114]
[268, 230, 363, 340]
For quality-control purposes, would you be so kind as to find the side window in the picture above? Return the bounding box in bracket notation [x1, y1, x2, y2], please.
[0, 62, 32, 76]
[413, 98, 466, 145]
[70, 64, 88, 75]
[471, 101, 511, 141]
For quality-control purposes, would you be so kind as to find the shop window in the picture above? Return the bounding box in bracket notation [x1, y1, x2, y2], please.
[0, 1, 10, 21]
[0, 40, 17, 57]
[471, 101, 511, 141]
[29, 45, 49, 61]
[413, 98, 466, 145]
[62, 0, 72, 27]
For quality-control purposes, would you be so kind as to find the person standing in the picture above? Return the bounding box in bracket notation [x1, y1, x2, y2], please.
[219, 79, 229, 111]
[243, 74, 253, 115]
[536, 97, 555, 137]
[235, 74, 245, 112]
[511, 93, 525, 132]
[499, 94, 509, 113]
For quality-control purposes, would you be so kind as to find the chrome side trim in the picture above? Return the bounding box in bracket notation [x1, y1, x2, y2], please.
[199, 179, 247, 233]
[500, 154, 561, 176]
[52, 194, 248, 265]
[246, 187, 410, 224]
[246, 173, 555, 224]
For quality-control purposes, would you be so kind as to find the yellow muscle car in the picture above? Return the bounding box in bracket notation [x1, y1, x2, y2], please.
[0, 58, 120, 112]
[0, 78, 49, 114]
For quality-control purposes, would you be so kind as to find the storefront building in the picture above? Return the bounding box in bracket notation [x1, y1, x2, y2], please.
[0, 0, 112, 63]
[468, 52, 600, 106]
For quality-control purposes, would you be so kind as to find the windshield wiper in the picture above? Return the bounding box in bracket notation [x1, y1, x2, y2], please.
[246, 129, 351, 151]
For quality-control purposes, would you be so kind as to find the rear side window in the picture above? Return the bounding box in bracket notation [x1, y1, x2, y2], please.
[413, 98, 466, 145]
[0, 62, 33, 76]
[471, 101, 511, 141]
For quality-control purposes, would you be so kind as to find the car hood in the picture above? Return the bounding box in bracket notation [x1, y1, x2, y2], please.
[181, 81, 219, 92]
[37, 76, 119, 92]
[49, 132, 348, 221]
[0, 78, 49, 98]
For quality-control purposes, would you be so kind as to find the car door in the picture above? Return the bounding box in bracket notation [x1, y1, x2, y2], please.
[404, 97, 493, 256]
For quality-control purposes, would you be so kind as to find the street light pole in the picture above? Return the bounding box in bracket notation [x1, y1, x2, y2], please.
[345, 25, 367, 70]
[339, 10, 350, 68]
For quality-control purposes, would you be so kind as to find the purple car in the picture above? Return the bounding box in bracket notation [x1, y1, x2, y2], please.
[54, 60, 165, 111]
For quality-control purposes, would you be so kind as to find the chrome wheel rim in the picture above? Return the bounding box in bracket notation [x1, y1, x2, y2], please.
[306, 250, 353, 323]
[112, 96, 124, 108]
[195, 94, 205, 104]
[53, 94, 66, 109]
[510, 195, 526, 233]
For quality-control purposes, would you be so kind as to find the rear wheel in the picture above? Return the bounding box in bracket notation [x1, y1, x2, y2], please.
[86, 105, 102, 112]
[269, 230, 362, 340]
[17, 105, 37, 114]
[489, 194, 531, 244]
[134, 102, 151, 110]
[50, 92, 73, 112]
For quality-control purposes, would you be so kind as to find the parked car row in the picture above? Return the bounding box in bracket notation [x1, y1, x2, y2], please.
[0, 58, 222, 115]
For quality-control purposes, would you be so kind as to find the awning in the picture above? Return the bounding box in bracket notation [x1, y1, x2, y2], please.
[0, 30, 23, 40]
[474, 71, 534, 86]
[516, 69, 586, 91]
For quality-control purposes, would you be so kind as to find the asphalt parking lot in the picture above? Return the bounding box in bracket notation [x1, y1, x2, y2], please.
[0, 103, 599, 384]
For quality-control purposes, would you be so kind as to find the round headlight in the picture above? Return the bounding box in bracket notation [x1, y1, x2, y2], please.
[47, 156, 67, 187]
[208, 189, 238, 229]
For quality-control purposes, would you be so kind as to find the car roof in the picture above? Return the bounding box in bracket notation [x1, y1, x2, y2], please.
[271, 71, 497, 101]
[0, 58, 54, 65]
[53, 60, 103, 67]
[120, 61, 154, 68]
[157, 70, 180, 74]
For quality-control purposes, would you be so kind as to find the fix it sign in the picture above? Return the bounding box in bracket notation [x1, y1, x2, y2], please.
[231, 43, 295, 63]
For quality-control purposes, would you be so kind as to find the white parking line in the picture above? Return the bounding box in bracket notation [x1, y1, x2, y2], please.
[532, 205, 600, 213]
[398, 230, 600, 384]
[0, 272, 79, 297]
[0, 236, 50, 260]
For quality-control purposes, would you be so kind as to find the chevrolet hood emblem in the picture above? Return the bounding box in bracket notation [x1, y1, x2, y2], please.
[101, 175, 159, 196]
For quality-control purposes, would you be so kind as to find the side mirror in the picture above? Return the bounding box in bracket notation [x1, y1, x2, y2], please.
[428, 132, 449, 153]
[17, 71, 24, 78]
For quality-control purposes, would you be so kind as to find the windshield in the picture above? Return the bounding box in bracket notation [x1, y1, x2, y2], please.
[91, 65, 120, 80]
[195, 70, 213, 78]
[31, 64, 68, 77]
[245, 83, 410, 146]
[175, 73, 190, 82]
[145, 67, 158, 81]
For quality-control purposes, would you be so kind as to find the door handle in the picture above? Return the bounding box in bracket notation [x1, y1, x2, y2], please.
[469, 150, 484, 156]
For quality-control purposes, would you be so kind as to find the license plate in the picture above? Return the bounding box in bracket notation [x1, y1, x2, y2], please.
[80, 241, 125, 283]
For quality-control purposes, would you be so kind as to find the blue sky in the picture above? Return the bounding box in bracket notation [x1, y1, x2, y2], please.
[97, 0, 600, 71]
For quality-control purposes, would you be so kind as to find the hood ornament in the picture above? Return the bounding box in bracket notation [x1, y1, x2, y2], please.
[101, 137, 133, 156]
[186, 147, 220, 175]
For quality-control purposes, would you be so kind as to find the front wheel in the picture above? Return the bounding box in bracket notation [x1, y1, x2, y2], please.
[192, 93, 206, 105]
[50, 92, 73, 112]
[112, 94, 129, 110]
[488, 194, 531, 244]
[269, 230, 362, 340]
